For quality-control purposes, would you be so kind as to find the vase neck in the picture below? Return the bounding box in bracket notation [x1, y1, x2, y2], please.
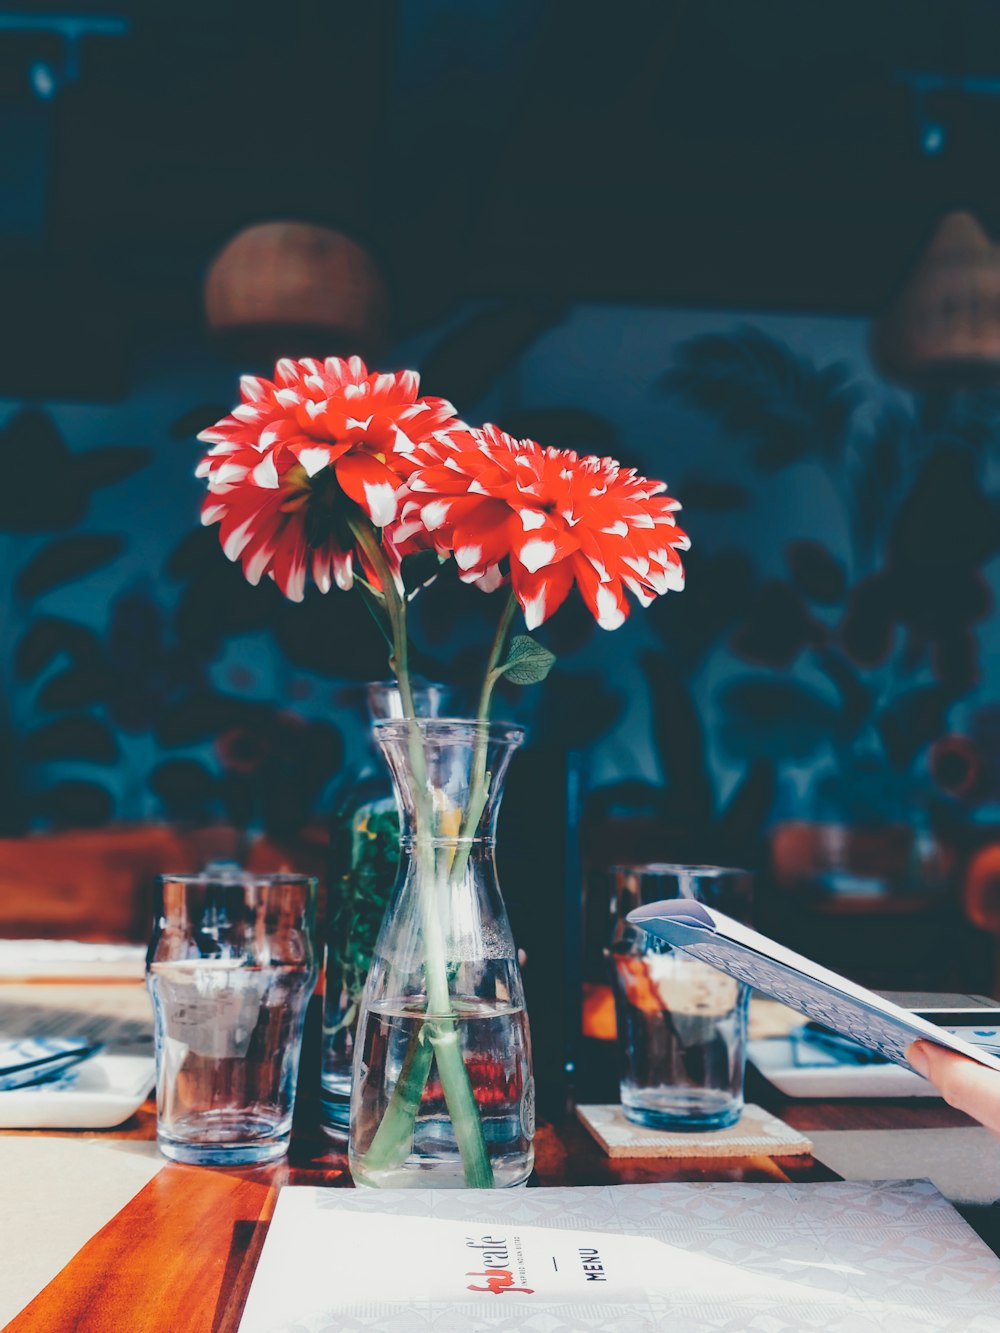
[399, 832, 496, 855]
[364, 680, 451, 722]
[374, 718, 524, 849]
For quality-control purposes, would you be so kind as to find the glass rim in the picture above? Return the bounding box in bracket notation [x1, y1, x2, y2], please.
[610, 862, 751, 878]
[364, 678, 449, 691]
[373, 717, 526, 744]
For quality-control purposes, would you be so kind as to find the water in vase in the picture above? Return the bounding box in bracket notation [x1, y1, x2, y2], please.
[350, 996, 534, 1189]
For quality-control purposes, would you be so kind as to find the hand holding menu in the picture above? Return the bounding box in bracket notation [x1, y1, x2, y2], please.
[627, 899, 1000, 1075]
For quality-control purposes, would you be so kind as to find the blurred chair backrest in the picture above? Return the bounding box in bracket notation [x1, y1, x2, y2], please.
[964, 845, 1000, 935]
[770, 820, 920, 890]
[0, 825, 241, 943]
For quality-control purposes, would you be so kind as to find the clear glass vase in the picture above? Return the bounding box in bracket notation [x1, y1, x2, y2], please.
[348, 718, 533, 1189]
[321, 682, 449, 1138]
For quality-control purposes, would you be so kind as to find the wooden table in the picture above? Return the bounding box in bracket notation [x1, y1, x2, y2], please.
[5, 983, 998, 1331]
[7, 1074, 994, 1333]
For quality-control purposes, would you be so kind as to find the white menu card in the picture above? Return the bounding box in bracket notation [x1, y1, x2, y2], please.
[629, 900, 1000, 1074]
[238, 1180, 1000, 1332]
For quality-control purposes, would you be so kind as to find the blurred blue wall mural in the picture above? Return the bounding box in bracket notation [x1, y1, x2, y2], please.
[1, 305, 999, 873]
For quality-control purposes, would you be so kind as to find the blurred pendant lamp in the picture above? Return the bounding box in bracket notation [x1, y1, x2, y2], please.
[872, 211, 1000, 389]
[203, 221, 390, 365]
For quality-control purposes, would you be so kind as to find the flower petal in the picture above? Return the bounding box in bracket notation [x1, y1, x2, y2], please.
[195, 357, 464, 601]
[250, 453, 280, 488]
[334, 452, 401, 527]
[420, 499, 451, 531]
[332, 550, 354, 591]
[240, 374, 271, 403]
[270, 524, 308, 602]
[312, 547, 332, 595]
[510, 557, 575, 630]
[290, 444, 335, 478]
[473, 564, 506, 594]
[518, 538, 558, 573]
[573, 554, 629, 630]
[519, 509, 548, 531]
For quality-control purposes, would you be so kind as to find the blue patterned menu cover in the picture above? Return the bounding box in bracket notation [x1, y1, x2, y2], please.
[628, 901, 1000, 1074]
[238, 1180, 1000, 1331]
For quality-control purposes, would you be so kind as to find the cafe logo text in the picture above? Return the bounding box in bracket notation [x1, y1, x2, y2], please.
[464, 1234, 534, 1296]
[464, 1235, 610, 1295]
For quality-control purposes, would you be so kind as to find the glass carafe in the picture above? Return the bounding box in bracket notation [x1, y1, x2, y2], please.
[348, 719, 533, 1189]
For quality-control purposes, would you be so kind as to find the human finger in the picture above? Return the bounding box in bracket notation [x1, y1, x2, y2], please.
[908, 1041, 1000, 1136]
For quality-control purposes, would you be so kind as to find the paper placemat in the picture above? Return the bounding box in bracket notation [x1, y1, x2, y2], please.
[0, 940, 146, 981]
[811, 1128, 1000, 1207]
[577, 1102, 813, 1158]
[0, 1137, 163, 1327]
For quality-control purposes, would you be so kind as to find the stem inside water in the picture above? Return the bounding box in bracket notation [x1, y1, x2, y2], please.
[356, 1019, 435, 1171]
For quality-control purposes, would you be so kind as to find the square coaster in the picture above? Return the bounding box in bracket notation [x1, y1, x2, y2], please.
[576, 1102, 813, 1158]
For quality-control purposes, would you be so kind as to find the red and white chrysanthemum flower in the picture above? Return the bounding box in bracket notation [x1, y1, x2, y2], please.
[196, 356, 458, 600]
[393, 424, 689, 630]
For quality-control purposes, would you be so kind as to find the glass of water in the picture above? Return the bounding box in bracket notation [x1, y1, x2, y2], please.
[610, 864, 752, 1131]
[147, 870, 318, 1165]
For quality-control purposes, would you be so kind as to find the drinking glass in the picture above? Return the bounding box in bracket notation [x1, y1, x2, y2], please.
[147, 870, 318, 1165]
[610, 864, 752, 1130]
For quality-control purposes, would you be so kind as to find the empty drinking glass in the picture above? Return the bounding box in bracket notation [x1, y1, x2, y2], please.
[610, 864, 752, 1130]
[147, 870, 318, 1165]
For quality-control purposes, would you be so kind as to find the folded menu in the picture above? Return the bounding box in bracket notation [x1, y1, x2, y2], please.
[628, 900, 1000, 1075]
[238, 1180, 1000, 1331]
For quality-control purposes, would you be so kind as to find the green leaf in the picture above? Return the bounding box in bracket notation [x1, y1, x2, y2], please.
[497, 635, 556, 685]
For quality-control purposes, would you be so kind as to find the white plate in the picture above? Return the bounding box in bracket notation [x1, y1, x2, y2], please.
[0, 1053, 155, 1129]
[748, 1037, 936, 1098]
[750, 1022, 1000, 1099]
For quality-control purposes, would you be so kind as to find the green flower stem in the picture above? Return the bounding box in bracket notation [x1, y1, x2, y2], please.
[348, 517, 494, 1187]
[357, 1019, 435, 1171]
[354, 579, 394, 650]
[426, 1016, 494, 1187]
[449, 591, 520, 888]
[348, 520, 418, 723]
[476, 591, 520, 724]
